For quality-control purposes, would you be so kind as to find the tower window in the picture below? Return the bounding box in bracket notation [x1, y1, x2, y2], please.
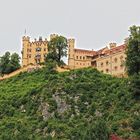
[106, 69, 109, 73]
[106, 61, 109, 66]
[114, 58, 118, 63]
[114, 66, 118, 71]
[101, 62, 103, 67]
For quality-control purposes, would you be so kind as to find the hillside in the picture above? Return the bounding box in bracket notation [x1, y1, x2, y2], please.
[0, 68, 139, 139]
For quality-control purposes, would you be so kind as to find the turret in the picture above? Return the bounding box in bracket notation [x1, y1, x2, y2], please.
[68, 38, 75, 69]
[109, 43, 117, 49]
[22, 36, 30, 66]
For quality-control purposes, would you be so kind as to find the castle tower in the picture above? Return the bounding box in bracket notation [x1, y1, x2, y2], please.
[68, 39, 75, 69]
[22, 36, 30, 66]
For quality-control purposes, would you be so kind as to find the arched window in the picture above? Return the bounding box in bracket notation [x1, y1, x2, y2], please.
[120, 56, 123, 60]
[106, 61, 109, 66]
[114, 66, 118, 71]
[114, 58, 117, 63]
[106, 69, 109, 73]
[101, 62, 103, 67]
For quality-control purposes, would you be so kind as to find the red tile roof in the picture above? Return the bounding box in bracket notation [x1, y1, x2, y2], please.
[74, 44, 126, 57]
[74, 48, 97, 56]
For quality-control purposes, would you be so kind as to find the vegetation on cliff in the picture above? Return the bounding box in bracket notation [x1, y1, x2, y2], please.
[0, 67, 139, 139]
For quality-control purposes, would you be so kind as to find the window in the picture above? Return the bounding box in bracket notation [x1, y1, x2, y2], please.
[101, 62, 103, 67]
[27, 49, 31, 52]
[106, 61, 109, 66]
[80, 56, 82, 59]
[114, 58, 117, 63]
[36, 47, 41, 52]
[106, 69, 109, 73]
[83, 56, 85, 60]
[77, 62, 78, 65]
[114, 66, 118, 71]
[120, 56, 123, 60]
[35, 54, 41, 59]
[44, 48, 46, 51]
[44, 54, 47, 57]
[76, 56, 78, 59]
[120, 64, 124, 69]
[27, 54, 31, 58]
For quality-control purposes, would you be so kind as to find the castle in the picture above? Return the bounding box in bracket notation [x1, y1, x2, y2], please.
[22, 34, 126, 76]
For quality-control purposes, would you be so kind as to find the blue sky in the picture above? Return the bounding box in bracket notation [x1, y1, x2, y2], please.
[0, 0, 139, 57]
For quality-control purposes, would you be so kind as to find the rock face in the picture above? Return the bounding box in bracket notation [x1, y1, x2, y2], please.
[52, 94, 68, 114]
[38, 92, 69, 121]
[39, 102, 51, 121]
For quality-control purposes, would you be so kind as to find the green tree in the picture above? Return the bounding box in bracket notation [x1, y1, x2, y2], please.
[47, 35, 68, 66]
[9, 53, 21, 72]
[126, 25, 140, 99]
[126, 25, 140, 76]
[0, 52, 10, 75]
[130, 74, 140, 99]
[0, 52, 20, 75]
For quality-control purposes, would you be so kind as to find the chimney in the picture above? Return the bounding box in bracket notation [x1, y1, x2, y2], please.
[109, 43, 117, 49]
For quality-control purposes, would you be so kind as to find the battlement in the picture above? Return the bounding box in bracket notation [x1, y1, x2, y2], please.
[68, 38, 75, 43]
[22, 36, 30, 41]
[109, 42, 117, 49]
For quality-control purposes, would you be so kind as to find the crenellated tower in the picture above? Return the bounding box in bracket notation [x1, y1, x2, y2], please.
[68, 38, 75, 69]
[22, 36, 48, 67]
[22, 36, 30, 66]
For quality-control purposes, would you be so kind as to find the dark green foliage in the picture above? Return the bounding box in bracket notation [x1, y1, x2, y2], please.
[0, 68, 139, 139]
[126, 25, 140, 76]
[129, 74, 140, 99]
[44, 59, 57, 75]
[83, 119, 110, 140]
[132, 116, 140, 136]
[0, 52, 20, 75]
[46, 35, 68, 66]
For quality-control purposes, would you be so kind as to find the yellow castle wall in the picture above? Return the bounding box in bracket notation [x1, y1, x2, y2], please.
[22, 36, 48, 66]
[95, 51, 126, 76]
[22, 35, 126, 76]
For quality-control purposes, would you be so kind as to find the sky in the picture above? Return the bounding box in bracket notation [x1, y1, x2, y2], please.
[0, 0, 140, 57]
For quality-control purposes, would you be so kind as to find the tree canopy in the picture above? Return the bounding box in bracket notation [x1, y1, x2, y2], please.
[0, 52, 20, 75]
[46, 35, 68, 66]
[125, 25, 140, 76]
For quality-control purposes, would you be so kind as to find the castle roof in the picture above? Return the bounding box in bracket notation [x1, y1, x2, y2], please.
[74, 44, 126, 57]
[99, 44, 126, 55]
[74, 48, 97, 56]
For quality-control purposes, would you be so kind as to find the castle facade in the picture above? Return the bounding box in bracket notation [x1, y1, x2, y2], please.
[68, 41, 126, 76]
[22, 34, 126, 76]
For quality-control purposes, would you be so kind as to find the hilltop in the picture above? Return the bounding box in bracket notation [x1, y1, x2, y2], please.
[0, 68, 139, 139]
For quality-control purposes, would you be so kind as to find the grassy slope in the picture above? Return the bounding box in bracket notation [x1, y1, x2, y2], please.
[0, 68, 139, 139]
